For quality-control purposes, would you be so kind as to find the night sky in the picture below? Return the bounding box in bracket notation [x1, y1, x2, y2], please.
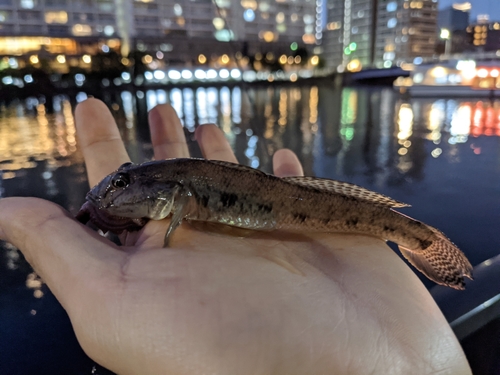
[439, 0, 500, 21]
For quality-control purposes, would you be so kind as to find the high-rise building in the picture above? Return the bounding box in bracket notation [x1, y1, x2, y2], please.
[437, 3, 470, 32]
[437, 3, 471, 54]
[467, 21, 500, 51]
[0, 0, 317, 63]
[322, 0, 439, 71]
[322, 0, 377, 71]
[374, 0, 438, 68]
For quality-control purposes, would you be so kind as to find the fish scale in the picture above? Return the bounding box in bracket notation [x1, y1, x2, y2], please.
[76, 158, 473, 290]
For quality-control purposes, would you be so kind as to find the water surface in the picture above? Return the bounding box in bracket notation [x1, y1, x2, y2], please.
[1, 84, 499, 374]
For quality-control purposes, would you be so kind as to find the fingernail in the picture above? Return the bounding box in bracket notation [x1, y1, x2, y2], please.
[148, 106, 161, 124]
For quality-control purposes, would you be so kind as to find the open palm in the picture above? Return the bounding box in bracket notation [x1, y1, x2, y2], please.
[0, 99, 470, 375]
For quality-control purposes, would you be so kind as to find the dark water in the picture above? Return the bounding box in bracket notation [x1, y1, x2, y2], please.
[1, 85, 499, 374]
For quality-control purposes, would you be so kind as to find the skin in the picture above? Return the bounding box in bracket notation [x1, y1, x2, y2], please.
[0, 98, 471, 375]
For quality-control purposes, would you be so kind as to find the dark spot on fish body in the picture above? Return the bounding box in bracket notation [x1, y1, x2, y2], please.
[257, 203, 273, 214]
[383, 225, 395, 232]
[322, 218, 331, 226]
[198, 194, 209, 207]
[347, 218, 359, 227]
[419, 239, 433, 250]
[220, 192, 238, 208]
[293, 212, 308, 223]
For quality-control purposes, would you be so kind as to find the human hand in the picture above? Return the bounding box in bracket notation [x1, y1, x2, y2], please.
[0, 99, 471, 375]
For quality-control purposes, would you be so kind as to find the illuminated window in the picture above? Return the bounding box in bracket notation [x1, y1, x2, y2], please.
[45, 11, 68, 24]
[0, 11, 8, 22]
[303, 14, 314, 24]
[72, 23, 92, 36]
[276, 12, 284, 23]
[243, 9, 255, 22]
[291, 13, 298, 22]
[214, 0, 231, 8]
[259, 31, 275, 42]
[258, 1, 269, 11]
[104, 25, 114, 35]
[214, 29, 234, 41]
[96, 0, 114, 12]
[213, 17, 225, 30]
[385, 43, 395, 52]
[383, 52, 395, 60]
[302, 33, 315, 44]
[326, 21, 341, 30]
[21, 0, 35, 8]
[173, 4, 182, 16]
[241, 0, 257, 10]
[387, 1, 397, 12]
[387, 18, 397, 28]
[277, 23, 286, 33]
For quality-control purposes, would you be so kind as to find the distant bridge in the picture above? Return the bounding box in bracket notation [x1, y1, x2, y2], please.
[349, 67, 409, 82]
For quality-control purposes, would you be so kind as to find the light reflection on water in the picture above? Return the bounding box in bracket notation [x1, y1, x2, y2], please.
[1, 85, 500, 374]
[0, 100, 82, 180]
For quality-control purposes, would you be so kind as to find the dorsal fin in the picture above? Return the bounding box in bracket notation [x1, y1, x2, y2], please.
[206, 159, 270, 176]
[281, 176, 410, 208]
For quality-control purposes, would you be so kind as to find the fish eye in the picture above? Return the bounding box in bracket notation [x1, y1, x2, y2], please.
[111, 173, 130, 189]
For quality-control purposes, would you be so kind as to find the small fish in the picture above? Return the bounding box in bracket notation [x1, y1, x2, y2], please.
[76, 158, 473, 290]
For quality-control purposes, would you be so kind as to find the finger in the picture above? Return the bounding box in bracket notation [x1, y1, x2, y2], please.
[75, 98, 130, 187]
[0, 197, 125, 312]
[148, 104, 190, 159]
[273, 149, 304, 177]
[195, 124, 238, 163]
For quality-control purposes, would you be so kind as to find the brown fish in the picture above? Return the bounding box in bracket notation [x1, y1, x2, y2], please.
[76, 158, 473, 290]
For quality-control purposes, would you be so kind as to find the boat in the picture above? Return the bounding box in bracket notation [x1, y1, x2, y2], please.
[394, 60, 500, 97]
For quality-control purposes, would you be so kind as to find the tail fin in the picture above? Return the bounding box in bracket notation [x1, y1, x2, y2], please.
[398, 229, 473, 290]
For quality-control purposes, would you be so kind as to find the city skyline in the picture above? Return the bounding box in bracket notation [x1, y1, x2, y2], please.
[439, 0, 500, 21]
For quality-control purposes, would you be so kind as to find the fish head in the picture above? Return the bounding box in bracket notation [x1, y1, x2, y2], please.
[86, 162, 180, 220]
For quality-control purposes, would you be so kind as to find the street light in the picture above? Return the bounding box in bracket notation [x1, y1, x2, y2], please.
[440, 28, 451, 57]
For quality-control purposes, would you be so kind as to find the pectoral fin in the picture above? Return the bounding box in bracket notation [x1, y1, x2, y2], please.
[164, 195, 191, 247]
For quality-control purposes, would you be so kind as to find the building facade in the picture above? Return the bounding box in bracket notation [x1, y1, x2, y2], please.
[374, 0, 438, 67]
[467, 22, 500, 52]
[322, 0, 439, 71]
[437, 2, 470, 32]
[0, 0, 317, 64]
[322, 0, 376, 71]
